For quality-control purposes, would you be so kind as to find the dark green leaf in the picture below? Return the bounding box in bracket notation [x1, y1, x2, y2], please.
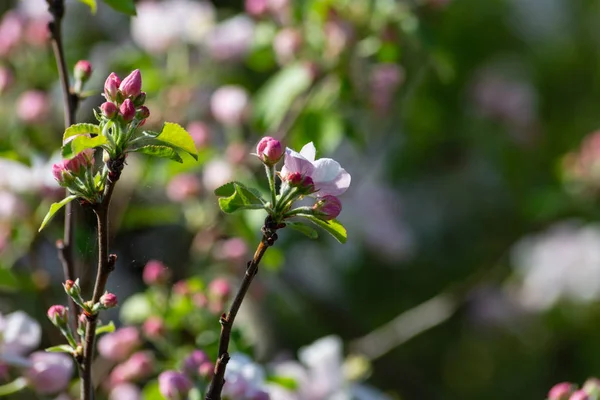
[102, 0, 136, 15]
[78, 0, 97, 13]
[45, 345, 74, 353]
[95, 321, 115, 335]
[62, 135, 107, 159]
[217, 183, 266, 213]
[0, 268, 19, 291]
[39, 195, 77, 232]
[286, 221, 318, 239]
[156, 122, 198, 160]
[130, 145, 183, 163]
[63, 123, 101, 142]
[296, 215, 347, 244]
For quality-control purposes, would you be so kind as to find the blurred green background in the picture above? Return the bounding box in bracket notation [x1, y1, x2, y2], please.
[3, 0, 600, 399]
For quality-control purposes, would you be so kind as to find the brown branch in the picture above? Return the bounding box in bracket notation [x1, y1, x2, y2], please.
[205, 217, 280, 400]
[47, 0, 81, 332]
[81, 178, 118, 400]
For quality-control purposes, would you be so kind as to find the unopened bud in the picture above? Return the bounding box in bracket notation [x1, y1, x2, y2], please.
[143, 260, 171, 285]
[256, 136, 283, 165]
[286, 172, 315, 194]
[119, 69, 142, 99]
[133, 92, 146, 107]
[100, 101, 118, 119]
[63, 278, 82, 297]
[312, 195, 342, 220]
[47, 305, 68, 327]
[570, 390, 590, 400]
[100, 292, 118, 309]
[104, 72, 121, 102]
[74, 60, 92, 83]
[120, 99, 136, 122]
[136, 105, 150, 120]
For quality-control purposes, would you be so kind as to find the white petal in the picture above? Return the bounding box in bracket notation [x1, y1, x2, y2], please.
[312, 158, 342, 182]
[299, 142, 316, 162]
[282, 147, 314, 177]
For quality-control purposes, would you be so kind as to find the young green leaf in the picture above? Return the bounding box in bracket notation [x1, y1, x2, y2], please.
[102, 0, 136, 15]
[130, 145, 183, 163]
[63, 123, 101, 142]
[39, 195, 77, 232]
[45, 345, 74, 353]
[214, 181, 266, 203]
[217, 183, 266, 213]
[155, 122, 198, 160]
[295, 215, 347, 244]
[286, 221, 319, 239]
[96, 321, 116, 335]
[78, 0, 97, 13]
[62, 135, 107, 159]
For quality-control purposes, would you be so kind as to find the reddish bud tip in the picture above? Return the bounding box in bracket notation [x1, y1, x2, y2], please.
[137, 105, 150, 120]
[100, 101, 118, 119]
[313, 195, 342, 220]
[549, 382, 575, 400]
[100, 292, 118, 308]
[104, 72, 121, 102]
[74, 60, 92, 82]
[256, 136, 283, 165]
[47, 305, 67, 326]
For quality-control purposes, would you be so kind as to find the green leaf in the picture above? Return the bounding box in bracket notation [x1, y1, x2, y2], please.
[130, 145, 183, 163]
[286, 221, 318, 239]
[62, 135, 107, 159]
[78, 0, 97, 13]
[120, 293, 152, 324]
[142, 382, 163, 400]
[45, 345, 74, 353]
[296, 215, 347, 244]
[214, 181, 266, 203]
[95, 321, 116, 335]
[0, 268, 19, 291]
[217, 183, 266, 213]
[39, 195, 77, 232]
[267, 375, 299, 390]
[63, 123, 101, 142]
[155, 122, 198, 160]
[253, 63, 313, 130]
[0, 378, 28, 397]
[102, 0, 136, 15]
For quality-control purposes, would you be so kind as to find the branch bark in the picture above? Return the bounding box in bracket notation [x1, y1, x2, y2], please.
[47, 0, 81, 331]
[205, 217, 280, 400]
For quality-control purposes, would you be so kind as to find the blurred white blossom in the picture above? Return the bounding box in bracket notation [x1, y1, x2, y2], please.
[511, 221, 600, 311]
[0, 311, 41, 357]
[205, 15, 254, 61]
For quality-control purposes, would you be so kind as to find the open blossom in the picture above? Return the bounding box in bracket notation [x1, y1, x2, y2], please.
[26, 352, 73, 394]
[281, 142, 351, 197]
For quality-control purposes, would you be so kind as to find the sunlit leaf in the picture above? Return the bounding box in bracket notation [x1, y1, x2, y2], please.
[155, 122, 198, 160]
[295, 215, 347, 244]
[95, 321, 116, 335]
[78, 0, 97, 14]
[38, 195, 77, 232]
[217, 183, 266, 213]
[63, 123, 101, 142]
[45, 345, 74, 353]
[102, 0, 136, 15]
[130, 145, 183, 163]
[62, 135, 107, 159]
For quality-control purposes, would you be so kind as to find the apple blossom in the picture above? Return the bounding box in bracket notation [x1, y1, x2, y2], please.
[256, 136, 283, 165]
[570, 390, 590, 400]
[47, 305, 68, 326]
[120, 99, 136, 122]
[100, 101, 118, 119]
[26, 352, 73, 394]
[100, 292, 118, 308]
[548, 382, 575, 400]
[313, 195, 342, 220]
[119, 69, 142, 99]
[281, 142, 350, 198]
[158, 371, 193, 400]
[97, 327, 141, 362]
[74, 60, 92, 82]
[143, 259, 171, 285]
[104, 72, 121, 101]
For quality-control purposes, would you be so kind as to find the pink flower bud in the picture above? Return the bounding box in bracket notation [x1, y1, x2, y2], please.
[182, 350, 209, 376]
[104, 72, 121, 102]
[64, 278, 82, 298]
[100, 101, 118, 119]
[142, 316, 165, 339]
[570, 390, 590, 400]
[286, 172, 315, 193]
[120, 99, 136, 122]
[119, 69, 142, 99]
[47, 305, 67, 326]
[549, 382, 575, 400]
[100, 292, 118, 308]
[142, 260, 171, 285]
[313, 195, 342, 220]
[97, 327, 140, 362]
[158, 371, 193, 400]
[17, 90, 48, 124]
[111, 351, 154, 384]
[52, 162, 74, 186]
[208, 278, 231, 299]
[26, 352, 73, 394]
[245, 0, 268, 17]
[187, 121, 211, 149]
[256, 136, 283, 165]
[74, 60, 92, 82]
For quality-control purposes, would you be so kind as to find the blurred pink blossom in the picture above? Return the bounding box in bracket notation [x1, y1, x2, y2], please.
[202, 158, 234, 192]
[213, 237, 248, 263]
[0, 311, 41, 356]
[0, 12, 23, 56]
[17, 90, 49, 124]
[370, 64, 405, 114]
[142, 316, 166, 339]
[0, 67, 13, 94]
[210, 85, 249, 126]
[226, 142, 249, 165]
[110, 351, 154, 384]
[205, 16, 254, 62]
[109, 383, 142, 400]
[245, 0, 269, 17]
[26, 352, 73, 395]
[143, 259, 171, 285]
[186, 121, 211, 149]
[24, 18, 48, 46]
[158, 371, 193, 400]
[273, 28, 302, 65]
[167, 174, 201, 202]
[97, 327, 141, 362]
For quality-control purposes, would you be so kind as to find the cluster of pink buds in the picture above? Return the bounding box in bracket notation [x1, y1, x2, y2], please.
[548, 378, 600, 400]
[52, 148, 94, 188]
[101, 69, 149, 125]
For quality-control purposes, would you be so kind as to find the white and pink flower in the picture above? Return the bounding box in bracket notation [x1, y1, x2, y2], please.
[281, 142, 350, 198]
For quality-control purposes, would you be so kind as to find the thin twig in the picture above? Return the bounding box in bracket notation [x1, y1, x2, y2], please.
[47, 0, 81, 331]
[205, 217, 281, 400]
